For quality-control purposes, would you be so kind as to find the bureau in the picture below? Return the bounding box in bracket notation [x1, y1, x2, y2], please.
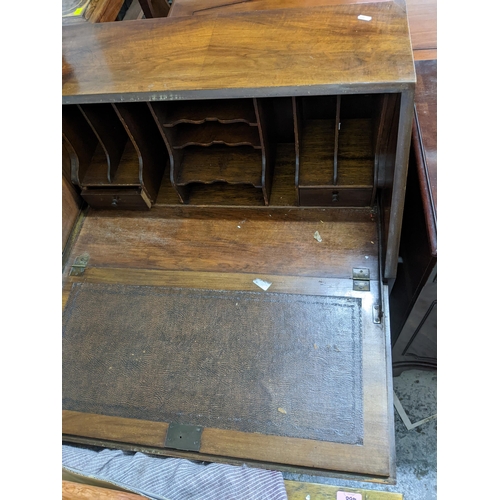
[62, 0, 415, 482]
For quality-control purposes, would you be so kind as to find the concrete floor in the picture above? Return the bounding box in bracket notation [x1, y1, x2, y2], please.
[283, 369, 438, 500]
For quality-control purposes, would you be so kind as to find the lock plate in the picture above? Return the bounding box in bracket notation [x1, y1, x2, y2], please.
[165, 424, 203, 452]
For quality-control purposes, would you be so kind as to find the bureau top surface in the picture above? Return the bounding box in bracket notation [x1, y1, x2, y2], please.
[62, 1, 415, 104]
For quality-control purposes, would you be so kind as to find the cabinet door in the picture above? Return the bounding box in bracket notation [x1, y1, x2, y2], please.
[392, 270, 437, 374]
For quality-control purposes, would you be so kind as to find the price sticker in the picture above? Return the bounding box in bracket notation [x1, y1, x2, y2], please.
[337, 492, 363, 500]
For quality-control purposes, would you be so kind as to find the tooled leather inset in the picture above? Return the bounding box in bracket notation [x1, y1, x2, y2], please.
[63, 283, 363, 444]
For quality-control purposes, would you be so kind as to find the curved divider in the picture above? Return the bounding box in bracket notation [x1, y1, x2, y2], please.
[78, 103, 129, 183]
[62, 104, 98, 187]
[149, 98, 272, 205]
[112, 102, 168, 203]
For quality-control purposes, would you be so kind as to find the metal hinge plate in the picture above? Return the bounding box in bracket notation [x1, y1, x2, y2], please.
[165, 423, 203, 452]
[352, 268, 370, 291]
[69, 253, 89, 276]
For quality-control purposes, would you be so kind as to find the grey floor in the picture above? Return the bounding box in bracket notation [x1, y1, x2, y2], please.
[283, 369, 437, 500]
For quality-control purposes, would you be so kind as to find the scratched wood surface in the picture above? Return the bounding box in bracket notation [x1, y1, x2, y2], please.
[63, 206, 378, 279]
[62, 2, 414, 103]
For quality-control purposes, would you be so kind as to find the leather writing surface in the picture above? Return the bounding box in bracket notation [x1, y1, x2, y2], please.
[63, 283, 364, 444]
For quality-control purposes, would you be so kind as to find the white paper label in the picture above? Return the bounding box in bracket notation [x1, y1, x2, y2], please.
[337, 492, 363, 500]
[357, 15, 372, 21]
[253, 278, 272, 291]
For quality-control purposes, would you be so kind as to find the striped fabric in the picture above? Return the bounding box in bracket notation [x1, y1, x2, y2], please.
[62, 445, 288, 500]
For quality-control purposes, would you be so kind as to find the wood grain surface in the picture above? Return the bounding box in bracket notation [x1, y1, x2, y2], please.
[63, 143, 83, 251]
[62, 2, 414, 104]
[413, 59, 437, 241]
[153, 99, 258, 126]
[63, 206, 378, 279]
[406, 0, 436, 54]
[150, 141, 297, 205]
[78, 103, 129, 182]
[62, 481, 145, 499]
[63, 176, 82, 251]
[87, 0, 124, 22]
[62, 478, 404, 499]
[63, 411, 169, 446]
[171, 0, 434, 61]
[169, 0, 395, 17]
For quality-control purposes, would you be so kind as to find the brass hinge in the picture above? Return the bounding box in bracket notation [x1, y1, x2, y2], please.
[69, 253, 89, 276]
[352, 268, 370, 291]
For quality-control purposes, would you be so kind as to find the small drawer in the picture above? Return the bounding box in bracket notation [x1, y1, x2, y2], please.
[81, 188, 152, 210]
[299, 188, 372, 207]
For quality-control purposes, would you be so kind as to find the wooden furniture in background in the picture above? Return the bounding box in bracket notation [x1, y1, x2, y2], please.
[388, 0, 436, 373]
[62, 0, 125, 24]
[406, 0, 436, 60]
[390, 59, 436, 374]
[138, 0, 169, 17]
[62, 0, 92, 24]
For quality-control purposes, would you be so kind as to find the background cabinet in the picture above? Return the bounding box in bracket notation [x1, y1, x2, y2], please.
[390, 59, 437, 374]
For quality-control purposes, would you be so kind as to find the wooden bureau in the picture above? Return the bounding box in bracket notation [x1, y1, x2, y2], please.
[62, 1, 415, 482]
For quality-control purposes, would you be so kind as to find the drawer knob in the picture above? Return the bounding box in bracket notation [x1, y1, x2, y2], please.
[332, 191, 339, 202]
[111, 197, 119, 207]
